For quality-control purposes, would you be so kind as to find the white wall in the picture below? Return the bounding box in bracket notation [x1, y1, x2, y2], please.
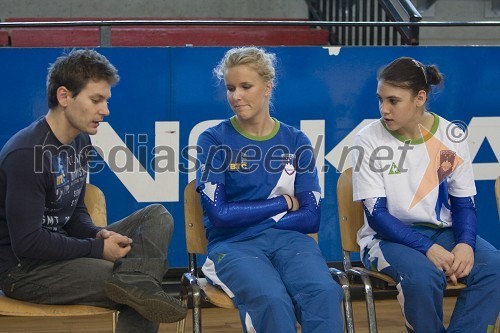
[412, 0, 500, 45]
[0, 0, 308, 19]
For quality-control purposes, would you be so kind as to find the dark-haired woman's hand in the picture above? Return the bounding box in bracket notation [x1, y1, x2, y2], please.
[426, 244, 457, 284]
[450, 243, 474, 279]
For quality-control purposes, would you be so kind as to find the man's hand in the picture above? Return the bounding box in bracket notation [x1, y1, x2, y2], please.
[96, 228, 120, 239]
[426, 243, 457, 284]
[450, 243, 474, 279]
[103, 235, 132, 262]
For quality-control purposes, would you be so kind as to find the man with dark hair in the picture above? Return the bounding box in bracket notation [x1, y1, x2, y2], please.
[0, 49, 186, 333]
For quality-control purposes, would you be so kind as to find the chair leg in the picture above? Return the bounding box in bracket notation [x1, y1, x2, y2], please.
[191, 284, 202, 333]
[330, 268, 355, 333]
[359, 273, 378, 333]
[176, 313, 186, 333]
[181, 272, 203, 333]
[177, 274, 190, 333]
[111, 311, 117, 333]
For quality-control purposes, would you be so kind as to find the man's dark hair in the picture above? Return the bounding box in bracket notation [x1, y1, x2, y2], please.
[46, 49, 120, 108]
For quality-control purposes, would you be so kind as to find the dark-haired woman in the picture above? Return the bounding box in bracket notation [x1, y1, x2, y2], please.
[352, 57, 499, 333]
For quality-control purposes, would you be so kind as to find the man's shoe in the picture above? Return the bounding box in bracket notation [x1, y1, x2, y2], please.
[105, 273, 187, 323]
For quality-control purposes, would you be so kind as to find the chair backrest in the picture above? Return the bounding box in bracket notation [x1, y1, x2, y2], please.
[496, 177, 500, 221]
[183, 179, 318, 255]
[337, 168, 365, 253]
[184, 180, 208, 255]
[84, 183, 107, 228]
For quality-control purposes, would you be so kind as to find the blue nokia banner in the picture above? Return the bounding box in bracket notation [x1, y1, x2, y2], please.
[0, 46, 498, 267]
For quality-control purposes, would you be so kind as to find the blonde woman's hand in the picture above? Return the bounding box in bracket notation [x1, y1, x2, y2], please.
[426, 243, 457, 284]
